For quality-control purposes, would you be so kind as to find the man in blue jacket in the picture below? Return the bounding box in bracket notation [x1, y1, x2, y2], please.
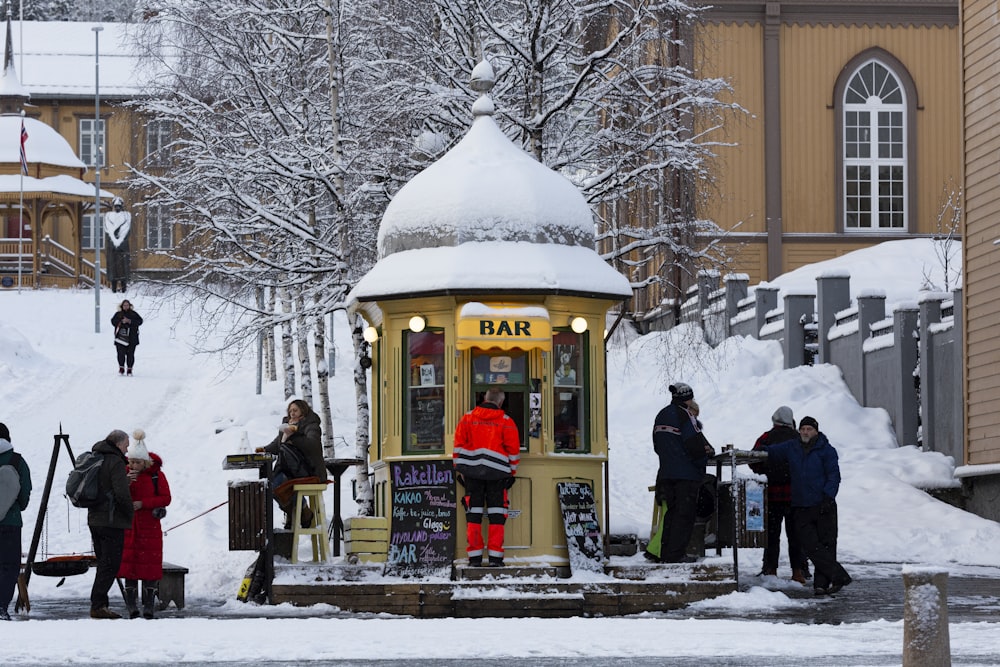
[647, 383, 714, 563]
[767, 416, 852, 595]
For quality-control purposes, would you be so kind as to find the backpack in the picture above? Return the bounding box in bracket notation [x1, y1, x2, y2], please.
[66, 451, 107, 508]
[0, 453, 23, 517]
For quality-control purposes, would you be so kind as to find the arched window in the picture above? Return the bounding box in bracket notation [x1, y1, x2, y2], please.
[842, 60, 907, 230]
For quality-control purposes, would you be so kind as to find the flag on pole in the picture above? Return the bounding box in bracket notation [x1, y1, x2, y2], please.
[19, 119, 28, 176]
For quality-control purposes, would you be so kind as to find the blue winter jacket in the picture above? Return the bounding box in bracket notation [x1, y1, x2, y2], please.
[652, 402, 708, 482]
[766, 432, 840, 508]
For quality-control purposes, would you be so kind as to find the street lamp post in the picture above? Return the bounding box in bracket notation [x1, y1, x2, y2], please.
[93, 25, 103, 333]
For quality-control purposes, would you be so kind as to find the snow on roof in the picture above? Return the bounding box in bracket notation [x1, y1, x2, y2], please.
[350, 242, 633, 302]
[378, 114, 597, 257]
[0, 173, 114, 199]
[354, 60, 631, 303]
[13, 21, 149, 98]
[0, 115, 86, 168]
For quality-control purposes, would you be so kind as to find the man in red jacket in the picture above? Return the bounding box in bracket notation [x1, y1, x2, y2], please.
[453, 388, 521, 567]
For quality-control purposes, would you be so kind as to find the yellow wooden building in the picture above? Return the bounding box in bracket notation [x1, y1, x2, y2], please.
[0, 20, 177, 289]
[959, 0, 1000, 521]
[347, 63, 632, 568]
[624, 1, 961, 326]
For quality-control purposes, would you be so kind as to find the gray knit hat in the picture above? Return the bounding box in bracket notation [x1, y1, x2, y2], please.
[771, 406, 795, 428]
[669, 383, 694, 403]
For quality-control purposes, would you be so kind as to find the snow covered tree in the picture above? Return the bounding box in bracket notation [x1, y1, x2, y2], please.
[127, 0, 378, 511]
[351, 0, 744, 319]
[9, 0, 137, 21]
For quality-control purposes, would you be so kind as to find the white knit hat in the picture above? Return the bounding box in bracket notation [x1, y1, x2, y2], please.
[128, 428, 151, 461]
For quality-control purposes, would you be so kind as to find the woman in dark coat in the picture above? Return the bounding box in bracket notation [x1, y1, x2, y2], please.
[118, 430, 171, 619]
[110, 299, 143, 376]
[256, 399, 326, 528]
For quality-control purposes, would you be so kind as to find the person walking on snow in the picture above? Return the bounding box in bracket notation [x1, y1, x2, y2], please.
[750, 406, 811, 583]
[766, 416, 852, 595]
[118, 430, 171, 619]
[453, 387, 520, 567]
[111, 300, 143, 376]
[0, 423, 31, 621]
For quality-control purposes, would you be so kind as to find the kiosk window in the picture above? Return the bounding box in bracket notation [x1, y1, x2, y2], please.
[553, 331, 587, 452]
[471, 348, 528, 451]
[404, 330, 445, 453]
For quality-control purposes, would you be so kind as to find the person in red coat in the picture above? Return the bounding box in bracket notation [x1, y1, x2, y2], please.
[118, 430, 171, 619]
[453, 387, 521, 567]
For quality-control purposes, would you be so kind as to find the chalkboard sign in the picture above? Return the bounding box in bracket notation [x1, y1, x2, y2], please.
[384, 460, 457, 577]
[556, 481, 604, 572]
[409, 389, 445, 450]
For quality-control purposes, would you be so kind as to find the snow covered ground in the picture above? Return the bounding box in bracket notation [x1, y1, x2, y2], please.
[1, 238, 998, 665]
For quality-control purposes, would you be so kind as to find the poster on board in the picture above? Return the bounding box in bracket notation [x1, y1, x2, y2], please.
[384, 460, 457, 577]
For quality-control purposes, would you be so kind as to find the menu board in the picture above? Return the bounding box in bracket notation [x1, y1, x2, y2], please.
[556, 481, 604, 572]
[384, 460, 457, 577]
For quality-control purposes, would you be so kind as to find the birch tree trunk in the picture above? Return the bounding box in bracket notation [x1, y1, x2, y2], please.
[279, 287, 296, 399]
[296, 294, 313, 404]
[314, 312, 335, 460]
[266, 287, 277, 383]
[351, 311, 373, 516]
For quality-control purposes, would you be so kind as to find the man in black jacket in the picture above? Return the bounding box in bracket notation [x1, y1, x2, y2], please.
[647, 383, 714, 563]
[87, 429, 134, 619]
[750, 406, 810, 582]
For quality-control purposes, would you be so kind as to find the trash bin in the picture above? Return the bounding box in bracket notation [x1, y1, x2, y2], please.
[228, 480, 268, 551]
[713, 478, 767, 549]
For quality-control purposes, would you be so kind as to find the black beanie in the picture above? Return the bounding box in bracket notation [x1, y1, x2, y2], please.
[0, 422, 9, 441]
[800, 416, 819, 430]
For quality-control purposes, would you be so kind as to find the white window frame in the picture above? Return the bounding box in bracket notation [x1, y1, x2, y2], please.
[145, 205, 174, 250]
[79, 118, 106, 169]
[145, 119, 172, 167]
[81, 213, 105, 250]
[842, 60, 906, 231]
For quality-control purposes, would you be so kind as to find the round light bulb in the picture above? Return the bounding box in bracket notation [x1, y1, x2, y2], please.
[409, 315, 426, 333]
[362, 326, 379, 343]
[570, 316, 588, 334]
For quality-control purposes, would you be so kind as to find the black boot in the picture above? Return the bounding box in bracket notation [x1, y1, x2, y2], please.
[141, 584, 158, 619]
[124, 582, 140, 619]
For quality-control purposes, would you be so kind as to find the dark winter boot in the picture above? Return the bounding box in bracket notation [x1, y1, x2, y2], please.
[127, 367, 133, 376]
[119, 366, 125, 375]
[124, 583, 140, 619]
[141, 584, 158, 619]
[300, 503, 314, 528]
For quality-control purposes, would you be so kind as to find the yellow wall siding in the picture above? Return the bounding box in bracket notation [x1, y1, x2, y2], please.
[963, 0, 1000, 463]
[780, 24, 961, 235]
[694, 22, 766, 234]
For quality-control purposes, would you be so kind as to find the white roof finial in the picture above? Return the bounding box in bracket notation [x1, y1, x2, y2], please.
[470, 59, 495, 118]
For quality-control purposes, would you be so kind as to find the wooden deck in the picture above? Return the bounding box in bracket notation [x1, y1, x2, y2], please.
[270, 561, 736, 617]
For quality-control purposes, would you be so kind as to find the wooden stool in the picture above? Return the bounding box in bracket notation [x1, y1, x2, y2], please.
[291, 483, 329, 563]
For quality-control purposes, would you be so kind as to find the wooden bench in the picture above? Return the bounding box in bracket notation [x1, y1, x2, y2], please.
[158, 562, 189, 610]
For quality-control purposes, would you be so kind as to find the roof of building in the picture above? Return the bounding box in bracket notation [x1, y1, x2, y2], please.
[13, 20, 147, 98]
[350, 60, 631, 304]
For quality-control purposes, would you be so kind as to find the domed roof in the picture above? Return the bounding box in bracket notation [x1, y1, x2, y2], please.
[0, 115, 87, 169]
[377, 60, 595, 258]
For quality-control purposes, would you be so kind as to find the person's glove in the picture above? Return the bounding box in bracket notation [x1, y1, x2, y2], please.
[819, 496, 836, 514]
[502, 476, 516, 490]
[455, 472, 466, 487]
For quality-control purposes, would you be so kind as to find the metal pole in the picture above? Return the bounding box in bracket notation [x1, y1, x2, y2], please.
[93, 25, 103, 333]
[17, 109, 23, 293]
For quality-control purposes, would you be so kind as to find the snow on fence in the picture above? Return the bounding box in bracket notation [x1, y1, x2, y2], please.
[653, 272, 962, 454]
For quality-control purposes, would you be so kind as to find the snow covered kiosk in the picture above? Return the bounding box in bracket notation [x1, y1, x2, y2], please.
[347, 61, 632, 570]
